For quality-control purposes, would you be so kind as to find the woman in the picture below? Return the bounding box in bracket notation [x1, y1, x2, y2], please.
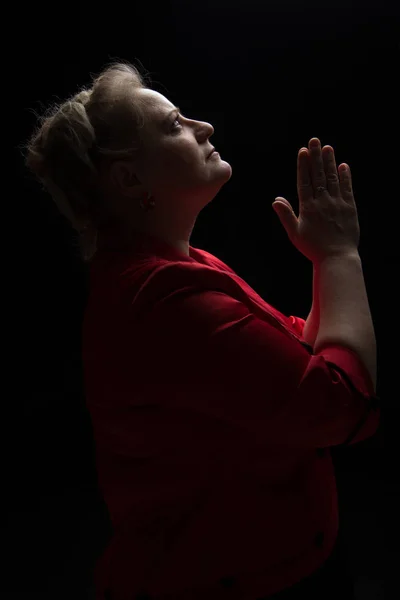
[26, 62, 380, 600]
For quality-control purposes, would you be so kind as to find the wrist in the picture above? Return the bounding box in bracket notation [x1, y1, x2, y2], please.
[313, 249, 361, 267]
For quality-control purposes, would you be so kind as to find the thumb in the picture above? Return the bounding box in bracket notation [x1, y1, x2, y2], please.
[272, 197, 298, 240]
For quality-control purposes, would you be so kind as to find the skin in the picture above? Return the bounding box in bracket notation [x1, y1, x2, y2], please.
[97, 89, 232, 255]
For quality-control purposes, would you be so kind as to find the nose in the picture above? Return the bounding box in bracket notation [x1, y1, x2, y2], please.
[203, 120, 214, 137]
[197, 119, 214, 142]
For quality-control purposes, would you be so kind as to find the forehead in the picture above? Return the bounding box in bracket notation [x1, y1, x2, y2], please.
[139, 89, 176, 118]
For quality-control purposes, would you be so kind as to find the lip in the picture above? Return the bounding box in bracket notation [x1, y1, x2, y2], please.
[207, 147, 216, 159]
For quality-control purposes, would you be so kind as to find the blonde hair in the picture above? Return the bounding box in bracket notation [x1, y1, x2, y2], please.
[25, 61, 152, 262]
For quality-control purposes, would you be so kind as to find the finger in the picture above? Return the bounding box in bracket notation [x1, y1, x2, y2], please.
[322, 145, 341, 197]
[297, 147, 313, 205]
[338, 163, 354, 204]
[308, 138, 327, 194]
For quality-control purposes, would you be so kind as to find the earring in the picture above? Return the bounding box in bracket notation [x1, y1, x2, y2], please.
[140, 192, 156, 212]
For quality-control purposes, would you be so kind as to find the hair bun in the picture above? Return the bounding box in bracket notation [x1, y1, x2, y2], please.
[24, 61, 148, 262]
[26, 151, 48, 179]
[74, 89, 91, 106]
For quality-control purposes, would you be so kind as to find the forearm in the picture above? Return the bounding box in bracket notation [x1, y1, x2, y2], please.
[313, 251, 377, 393]
[303, 264, 320, 349]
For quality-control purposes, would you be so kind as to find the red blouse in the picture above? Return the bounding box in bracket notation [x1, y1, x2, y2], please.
[82, 232, 380, 600]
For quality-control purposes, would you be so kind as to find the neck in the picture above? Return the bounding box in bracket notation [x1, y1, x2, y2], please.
[97, 222, 192, 256]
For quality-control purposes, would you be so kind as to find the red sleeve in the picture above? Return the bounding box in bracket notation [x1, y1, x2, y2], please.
[286, 314, 379, 445]
[134, 282, 380, 450]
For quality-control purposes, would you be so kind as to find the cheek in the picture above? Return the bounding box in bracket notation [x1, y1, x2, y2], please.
[172, 148, 198, 168]
[148, 144, 203, 184]
[162, 151, 200, 177]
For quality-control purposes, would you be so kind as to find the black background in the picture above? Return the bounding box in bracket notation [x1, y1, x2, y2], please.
[8, 1, 398, 598]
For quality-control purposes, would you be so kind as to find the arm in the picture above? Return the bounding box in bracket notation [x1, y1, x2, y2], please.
[121, 254, 379, 447]
[302, 264, 320, 349]
[313, 251, 377, 393]
[141, 272, 379, 447]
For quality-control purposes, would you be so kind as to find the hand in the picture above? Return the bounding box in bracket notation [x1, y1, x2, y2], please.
[272, 137, 360, 263]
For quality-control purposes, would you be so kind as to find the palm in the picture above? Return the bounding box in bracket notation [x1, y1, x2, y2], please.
[273, 138, 360, 263]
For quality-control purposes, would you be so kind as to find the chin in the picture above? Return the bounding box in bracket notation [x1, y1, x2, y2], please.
[218, 159, 233, 180]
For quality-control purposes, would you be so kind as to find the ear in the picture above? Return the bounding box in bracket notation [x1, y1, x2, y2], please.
[109, 160, 143, 197]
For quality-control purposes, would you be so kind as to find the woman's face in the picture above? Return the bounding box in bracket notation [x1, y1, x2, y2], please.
[118, 89, 232, 213]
